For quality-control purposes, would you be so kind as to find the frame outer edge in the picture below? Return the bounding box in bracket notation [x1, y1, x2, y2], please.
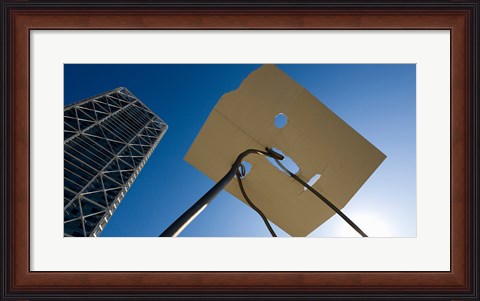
[1, 1, 479, 300]
[472, 1, 479, 300]
[1, 0, 7, 299]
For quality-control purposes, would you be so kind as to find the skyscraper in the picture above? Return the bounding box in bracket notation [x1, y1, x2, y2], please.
[63, 87, 167, 237]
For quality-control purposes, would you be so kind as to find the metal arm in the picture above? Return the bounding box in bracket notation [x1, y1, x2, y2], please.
[160, 147, 367, 238]
[159, 148, 284, 237]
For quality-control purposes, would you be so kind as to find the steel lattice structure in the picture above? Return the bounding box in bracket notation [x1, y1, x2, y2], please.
[64, 87, 167, 237]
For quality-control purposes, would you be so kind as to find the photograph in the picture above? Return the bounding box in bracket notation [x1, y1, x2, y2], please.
[64, 64, 416, 238]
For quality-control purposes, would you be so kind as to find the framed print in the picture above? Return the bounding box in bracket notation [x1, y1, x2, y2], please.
[1, 1, 478, 300]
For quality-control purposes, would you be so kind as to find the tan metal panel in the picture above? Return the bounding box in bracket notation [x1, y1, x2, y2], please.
[185, 65, 386, 237]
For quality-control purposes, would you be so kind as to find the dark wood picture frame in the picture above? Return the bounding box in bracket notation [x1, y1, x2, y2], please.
[1, 1, 478, 300]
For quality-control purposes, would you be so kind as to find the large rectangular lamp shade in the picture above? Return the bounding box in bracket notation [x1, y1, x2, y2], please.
[185, 65, 386, 237]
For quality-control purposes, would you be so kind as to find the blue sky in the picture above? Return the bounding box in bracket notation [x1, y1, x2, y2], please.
[64, 64, 416, 237]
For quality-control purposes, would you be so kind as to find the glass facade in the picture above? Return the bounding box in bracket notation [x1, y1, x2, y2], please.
[64, 87, 167, 237]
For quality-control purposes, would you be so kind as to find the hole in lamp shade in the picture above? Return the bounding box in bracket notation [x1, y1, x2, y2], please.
[240, 161, 252, 178]
[274, 113, 288, 128]
[266, 147, 300, 174]
[304, 174, 321, 191]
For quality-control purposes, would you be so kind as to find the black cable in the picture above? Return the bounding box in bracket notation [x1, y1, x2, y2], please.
[267, 148, 368, 238]
[236, 165, 277, 237]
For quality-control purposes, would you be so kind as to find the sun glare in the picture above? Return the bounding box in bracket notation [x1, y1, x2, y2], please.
[336, 213, 393, 237]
